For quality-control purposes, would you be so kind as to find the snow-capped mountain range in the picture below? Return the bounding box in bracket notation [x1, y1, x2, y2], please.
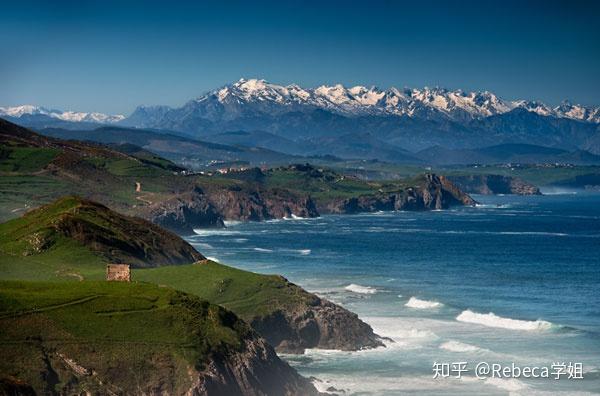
[2, 79, 599, 126]
[183, 78, 600, 123]
[0, 105, 125, 124]
[3, 79, 600, 156]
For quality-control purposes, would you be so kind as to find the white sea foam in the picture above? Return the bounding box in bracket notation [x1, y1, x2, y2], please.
[439, 340, 483, 353]
[253, 247, 273, 252]
[193, 228, 242, 236]
[297, 249, 311, 255]
[456, 310, 555, 331]
[405, 297, 443, 309]
[205, 256, 220, 263]
[223, 220, 242, 227]
[344, 283, 378, 294]
[498, 231, 567, 236]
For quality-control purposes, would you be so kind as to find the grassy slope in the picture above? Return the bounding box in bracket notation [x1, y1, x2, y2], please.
[0, 196, 202, 280]
[0, 280, 249, 394]
[134, 261, 315, 320]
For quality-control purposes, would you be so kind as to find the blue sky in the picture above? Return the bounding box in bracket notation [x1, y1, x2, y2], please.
[1, 0, 599, 114]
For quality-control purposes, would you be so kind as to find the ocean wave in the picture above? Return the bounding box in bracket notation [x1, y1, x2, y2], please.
[405, 297, 443, 309]
[193, 242, 213, 250]
[283, 214, 311, 220]
[439, 340, 484, 353]
[344, 284, 378, 294]
[193, 228, 243, 236]
[456, 310, 555, 331]
[364, 317, 439, 343]
[223, 220, 242, 227]
[253, 247, 273, 253]
[294, 249, 311, 255]
[497, 231, 567, 236]
[205, 256, 220, 263]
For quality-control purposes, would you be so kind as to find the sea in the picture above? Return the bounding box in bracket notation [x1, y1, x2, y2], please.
[186, 190, 600, 395]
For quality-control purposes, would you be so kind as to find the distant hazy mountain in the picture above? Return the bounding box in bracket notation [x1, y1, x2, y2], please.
[0, 105, 124, 129]
[38, 125, 301, 167]
[417, 143, 600, 165]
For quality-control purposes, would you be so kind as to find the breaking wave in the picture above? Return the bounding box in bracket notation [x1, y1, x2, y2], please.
[439, 340, 484, 353]
[344, 284, 378, 294]
[405, 297, 443, 309]
[253, 247, 273, 252]
[456, 310, 556, 331]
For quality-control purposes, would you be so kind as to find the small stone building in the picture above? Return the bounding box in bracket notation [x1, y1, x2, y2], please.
[106, 264, 131, 282]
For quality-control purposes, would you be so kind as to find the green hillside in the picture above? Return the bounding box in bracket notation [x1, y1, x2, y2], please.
[135, 261, 317, 320]
[0, 280, 254, 395]
[0, 196, 203, 281]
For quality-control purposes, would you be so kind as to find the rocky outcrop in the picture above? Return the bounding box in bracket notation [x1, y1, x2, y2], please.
[251, 297, 384, 354]
[447, 174, 542, 195]
[321, 174, 476, 214]
[141, 187, 225, 234]
[196, 337, 320, 395]
[141, 186, 320, 234]
[242, 277, 384, 354]
[209, 187, 319, 222]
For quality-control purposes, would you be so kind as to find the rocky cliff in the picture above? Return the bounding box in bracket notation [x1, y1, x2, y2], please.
[251, 288, 384, 354]
[136, 262, 385, 356]
[196, 336, 320, 395]
[141, 185, 319, 234]
[320, 174, 476, 214]
[447, 174, 542, 195]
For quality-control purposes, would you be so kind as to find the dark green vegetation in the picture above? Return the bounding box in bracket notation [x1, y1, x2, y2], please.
[0, 280, 317, 395]
[0, 196, 203, 281]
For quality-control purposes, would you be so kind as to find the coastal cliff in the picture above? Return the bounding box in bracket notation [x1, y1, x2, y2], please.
[446, 174, 542, 195]
[136, 262, 385, 355]
[320, 174, 476, 214]
[140, 185, 319, 234]
[250, 287, 385, 353]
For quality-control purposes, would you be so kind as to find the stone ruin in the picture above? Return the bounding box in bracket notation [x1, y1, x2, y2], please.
[106, 264, 131, 282]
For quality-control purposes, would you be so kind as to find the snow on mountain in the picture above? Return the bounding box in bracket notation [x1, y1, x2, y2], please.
[4, 80, 599, 129]
[0, 105, 125, 124]
[183, 78, 600, 123]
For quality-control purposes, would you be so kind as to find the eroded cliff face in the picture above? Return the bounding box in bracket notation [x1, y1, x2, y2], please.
[194, 337, 320, 396]
[251, 297, 384, 354]
[141, 186, 319, 234]
[208, 188, 319, 222]
[142, 187, 226, 234]
[446, 174, 542, 195]
[321, 174, 476, 214]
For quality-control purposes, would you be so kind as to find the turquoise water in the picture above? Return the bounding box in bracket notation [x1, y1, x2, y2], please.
[187, 192, 600, 395]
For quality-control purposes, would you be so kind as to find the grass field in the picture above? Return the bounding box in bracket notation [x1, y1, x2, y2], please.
[135, 261, 315, 320]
